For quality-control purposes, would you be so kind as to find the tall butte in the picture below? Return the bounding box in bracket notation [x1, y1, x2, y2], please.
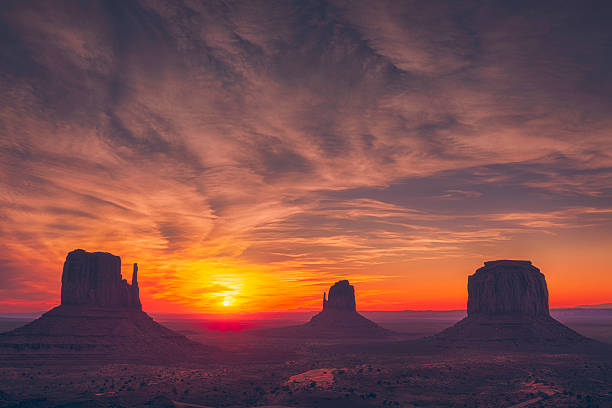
[264, 280, 393, 338]
[0, 249, 203, 362]
[436, 260, 588, 345]
[61, 249, 142, 309]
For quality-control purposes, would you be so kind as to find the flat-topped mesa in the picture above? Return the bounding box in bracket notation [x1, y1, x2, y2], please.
[467, 260, 549, 317]
[434, 260, 588, 346]
[61, 249, 141, 309]
[323, 280, 356, 312]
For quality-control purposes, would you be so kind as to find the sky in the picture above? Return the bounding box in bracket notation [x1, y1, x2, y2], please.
[1, 0, 611, 314]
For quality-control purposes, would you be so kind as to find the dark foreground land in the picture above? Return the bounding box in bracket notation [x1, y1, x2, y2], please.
[0, 310, 611, 408]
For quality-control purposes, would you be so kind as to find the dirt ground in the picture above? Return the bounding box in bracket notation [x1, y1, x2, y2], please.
[0, 311, 611, 408]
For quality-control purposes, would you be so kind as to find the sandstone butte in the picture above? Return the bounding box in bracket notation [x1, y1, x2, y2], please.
[262, 280, 394, 338]
[0, 249, 203, 362]
[435, 260, 588, 345]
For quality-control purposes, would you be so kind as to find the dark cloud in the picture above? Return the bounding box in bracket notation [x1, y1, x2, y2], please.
[333, 157, 612, 214]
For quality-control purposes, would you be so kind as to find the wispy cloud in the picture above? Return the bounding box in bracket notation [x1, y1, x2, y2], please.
[1, 0, 611, 312]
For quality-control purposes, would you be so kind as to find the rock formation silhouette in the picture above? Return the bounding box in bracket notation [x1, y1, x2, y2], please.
[61, 249, 142, 309]
[262, 280, 393, 338]
[0, 249, 203, 362]
[436, 260, 587, 345]
[467, 260, 549, 317]
[322, 280, 356, 311]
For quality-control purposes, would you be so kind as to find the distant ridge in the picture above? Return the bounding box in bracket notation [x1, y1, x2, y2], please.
[575, 303, 612, 309]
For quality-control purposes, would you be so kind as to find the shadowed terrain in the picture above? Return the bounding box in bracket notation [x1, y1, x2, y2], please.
[1, 258, 611, 407]
[0, 316, 610, 407]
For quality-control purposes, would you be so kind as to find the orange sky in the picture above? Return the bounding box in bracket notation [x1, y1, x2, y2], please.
[1, 1, 611, 314]
[1, 224, 610, 314]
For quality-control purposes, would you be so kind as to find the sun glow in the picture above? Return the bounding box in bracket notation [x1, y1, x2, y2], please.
[222, 299, 231, 307]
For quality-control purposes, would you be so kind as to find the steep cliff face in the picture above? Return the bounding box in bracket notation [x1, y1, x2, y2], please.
[467, 260, 549, 317]
[323, 280, 356, 312]
[60, 249, 141, 309]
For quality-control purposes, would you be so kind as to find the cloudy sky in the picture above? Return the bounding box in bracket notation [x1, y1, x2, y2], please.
[1, 0, 611, 313]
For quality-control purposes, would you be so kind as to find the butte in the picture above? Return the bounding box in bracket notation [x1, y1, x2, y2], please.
[0, 249, 204, 363]
[435, 260, 589, 346]
[261, 280, 393, 339]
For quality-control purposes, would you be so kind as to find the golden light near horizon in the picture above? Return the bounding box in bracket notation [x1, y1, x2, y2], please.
[1, 0, 612, 317]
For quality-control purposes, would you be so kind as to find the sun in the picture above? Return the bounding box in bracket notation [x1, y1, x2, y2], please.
[222, 299, 231, 307]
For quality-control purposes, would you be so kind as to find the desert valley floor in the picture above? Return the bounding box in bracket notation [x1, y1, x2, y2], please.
[1, 309, 611, 408]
